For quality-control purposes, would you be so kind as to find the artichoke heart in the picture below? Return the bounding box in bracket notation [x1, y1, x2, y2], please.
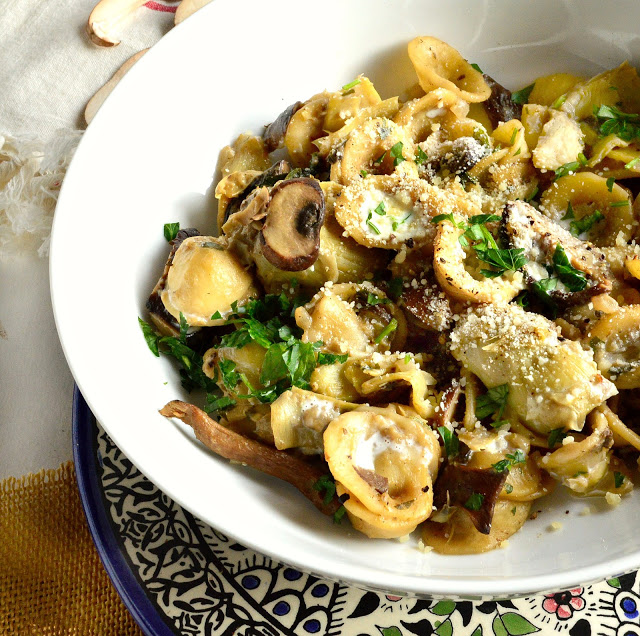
[450, 304, 617, 435]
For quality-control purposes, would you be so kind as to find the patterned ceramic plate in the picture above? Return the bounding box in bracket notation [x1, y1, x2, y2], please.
[73, 387, 640, 636]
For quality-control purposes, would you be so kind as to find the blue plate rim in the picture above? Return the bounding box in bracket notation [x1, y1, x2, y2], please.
[72, 384, 176, 636]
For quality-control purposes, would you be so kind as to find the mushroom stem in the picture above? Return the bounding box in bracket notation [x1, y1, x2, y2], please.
[160, 400, 340, 515]
[87, 0, 148, 47]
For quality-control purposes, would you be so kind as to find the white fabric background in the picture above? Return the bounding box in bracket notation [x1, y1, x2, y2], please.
[0, 0, 177, 478]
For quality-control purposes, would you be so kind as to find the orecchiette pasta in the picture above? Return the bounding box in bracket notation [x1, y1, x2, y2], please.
[146, 35, 640, 556]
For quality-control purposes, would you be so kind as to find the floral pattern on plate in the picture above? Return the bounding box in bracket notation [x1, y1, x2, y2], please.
[95, 424, 640, 636]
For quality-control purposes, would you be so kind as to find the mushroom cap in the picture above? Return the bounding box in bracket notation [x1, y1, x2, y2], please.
[260, 177, 326, 272]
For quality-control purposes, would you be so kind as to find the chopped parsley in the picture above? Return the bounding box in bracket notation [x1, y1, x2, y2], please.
[437, 426, 459, 458]
[553, 244, 587, 291]
[464, 492, 485, 511]
[415, 146, 429, 166]
[367, 292, 391, 305]
[491, 449, 526, 473]
[342, 78, 361, 93]
[569, 210, 604, 236]
[594, 104, 640, 142]
[389, 141, 406, 166]
[366, 211, 381, 235]
[209, 294, 346, 403]
[373, 201, 387, 216]
[550, 94, 567, 110]
[606, 177, 616, 192]
[548, 427, 568, 448]
[470, 62, 483, 73]
[505, 483, 514, 494]
[373, 151, 387, 165]
[625, 157, 640, 170]
[139, 316, 218, 394]
[387, 277, 404, 300]
[374, 318, 398, 344]
[360, 169, 369, 178]
[475, 384, 510, 420]
[204, 395, 236, 413]
[333, 503, 348, 524]
[475, 246, 527, 278]
[554, 160, 581, 180]
[511, 83, 535, 105]
[312, 475, 337, 506]
[614, 471, 625, 489]
[562, 201, 575, 220]
[431, 213, 465, 228]
[163, 222, 180, 242]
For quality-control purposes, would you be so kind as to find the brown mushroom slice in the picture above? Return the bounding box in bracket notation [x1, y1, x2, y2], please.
[86, 0, 147, 47]
[260, 177, 325, 271]
[502, 199, 612, 304]
[432, 464, 507, 535]
[263, 102, 304, 153]
[220, 159, 290, 228]
[160, 400, 340, 516]
[482, 74, 523, 129]
[422, 499, 531, 554]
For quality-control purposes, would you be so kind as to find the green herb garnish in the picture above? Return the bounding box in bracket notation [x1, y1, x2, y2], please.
[554, 160, 581, 180]
[569, 210, 604, 236]
[374, 318, 398, 344]
[606, 177, 616, 192]
[511, 83, 535, 105]
[312, 475, 337, 506]
[464, 492, 485, 511]
[415, 146, 429, 166]
[367, 292, 391, 305]
[475, 384, 510, 420]
[594, 104, 640, 142]
[548, 427, 568, 448]
[163, 222, 180, 242]
[614, 472, 625, 488]
[373, 201, 387, 216]
[553, 244, 587, 291]
[389, 141, 406, 166]
[342, 78, 361, 92]
[437, 426, 460, 458]
[470, 63, 483, 73]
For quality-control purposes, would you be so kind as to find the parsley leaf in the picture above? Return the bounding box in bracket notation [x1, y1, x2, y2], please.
[415, 147, 429, 166]
[548, 428, 568, 447]
[614, 471, 625, 488]
[594, 104, 640, 142]
[431, 213, 465, 228]
[437, 426, 459, 458]
[163, 222, 180, 242]
[492, 449, 526, 473]
[366, 292, 391, 306]
[317, 352, 349, 365]
[139, 318, 160, 356]
[374, 318, 398, 344]
[476, 247, 527, 277]
[204, 395, 236, 414]
[389, 141, 405, 166]
[552, 244, 587, 291]
[464, 492, 485, 511]
[569, 210, 604, 236]
[606, 177, 616, 192]
[470, 62, 483, 73]
[312, 474, 337, 506]
[561, 201, 575, 220]
[511, 83, 535, 104]
[554, 160, 581, 180]
[475, 384, 510, 420]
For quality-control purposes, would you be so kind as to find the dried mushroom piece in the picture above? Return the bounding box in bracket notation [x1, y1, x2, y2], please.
[160, 400, 341, 516]
[432, 464, 507, 534]
[263, 102, 304, 153]
[260, 177, 326, 271]
[482, 74, 523, 129]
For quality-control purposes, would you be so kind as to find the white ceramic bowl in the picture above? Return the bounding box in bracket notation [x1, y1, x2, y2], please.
[51, 0, 640, 599]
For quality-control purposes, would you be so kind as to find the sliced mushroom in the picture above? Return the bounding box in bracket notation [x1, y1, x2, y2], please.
[502, 200, 612, 304]
[86, 0, 147, 47]
[160, 400, 341, 516]
[482, 74, 523, 129]
[220, 159, 290, 228]
[432, 464, 507, 534]
[260, 177, 325, 271]
[263, 102, 304, 153]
